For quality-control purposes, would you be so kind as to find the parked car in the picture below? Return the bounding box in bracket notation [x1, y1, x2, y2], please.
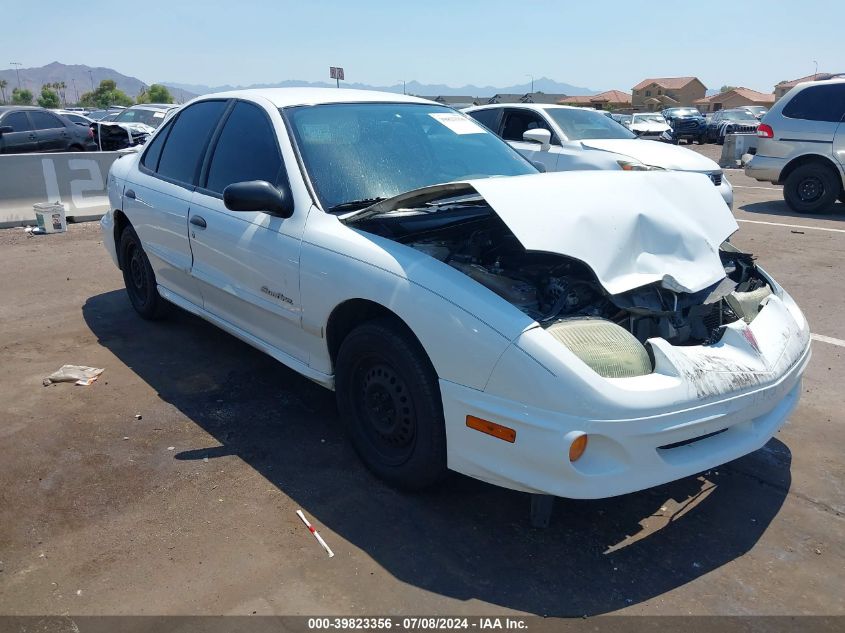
[55, 110, 93, 126]
[662, 107, 707, 144]
[610, 113, 631, 126]
[0, 106, 96, 153]
[110, 103, 179, 134]
[706, 109, 760, 144]
[745, 78, 845, 214]
[102, 88, 809, 500]
[464, 103, 732, 207]
[625, 112, 672, 140]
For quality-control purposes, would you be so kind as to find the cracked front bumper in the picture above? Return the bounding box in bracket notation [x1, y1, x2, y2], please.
[441, 289, 810, 499]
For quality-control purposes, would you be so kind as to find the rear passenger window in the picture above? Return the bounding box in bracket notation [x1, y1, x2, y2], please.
[156, 100, 227, 185]
[141, 121, 171, 171]
[30, 111, 64, 130]
[782, 84, 845, 122]
[467, 108, 501, 132]
[4, 111, 32, 132]
[205, 102, 282, 194]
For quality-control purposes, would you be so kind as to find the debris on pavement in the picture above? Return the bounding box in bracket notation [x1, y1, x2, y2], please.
[135, 414, 142, 420]
[43, 365, 105, 387]
[167, 446, 175, 451]
[296, 509, 335, 558]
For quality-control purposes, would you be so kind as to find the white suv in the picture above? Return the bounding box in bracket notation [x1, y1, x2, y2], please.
[464, 103, 733, 208]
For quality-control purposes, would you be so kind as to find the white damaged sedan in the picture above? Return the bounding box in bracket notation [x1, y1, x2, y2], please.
[101, 89, 810, 499]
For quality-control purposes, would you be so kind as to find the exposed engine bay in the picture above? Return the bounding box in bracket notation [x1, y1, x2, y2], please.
[355, 205, 771, 347]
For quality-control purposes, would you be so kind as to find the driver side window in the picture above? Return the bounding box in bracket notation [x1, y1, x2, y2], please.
[501, 110, 554, 143]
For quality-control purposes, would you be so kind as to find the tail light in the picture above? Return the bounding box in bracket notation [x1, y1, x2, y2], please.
[757, 123, 774, 138]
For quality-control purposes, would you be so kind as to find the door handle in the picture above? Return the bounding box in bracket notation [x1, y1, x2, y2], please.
[125, 189, 136, 199]
[190, 215, 207, 229]
[28, 134, 36, 140]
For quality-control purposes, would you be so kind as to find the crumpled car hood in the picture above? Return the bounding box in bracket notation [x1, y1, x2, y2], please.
[353, 171, 738, 295]
[579, 138, 719, 171]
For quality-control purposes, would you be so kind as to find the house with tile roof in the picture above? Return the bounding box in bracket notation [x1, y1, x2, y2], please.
[774, 73, 845, 101]
[693, 87, 775, 112]
[558, 90, 631, 110]
[631, 77, 706, 111]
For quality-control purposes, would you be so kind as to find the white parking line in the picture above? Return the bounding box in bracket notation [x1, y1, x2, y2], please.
[736, 219, 845, 234]
[733, 185, 781, 191]
[811, 333, 845, 348]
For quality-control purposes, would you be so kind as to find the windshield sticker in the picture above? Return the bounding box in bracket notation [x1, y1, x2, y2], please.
[429, 113, 485, 135]
[153, 111, 165, 118]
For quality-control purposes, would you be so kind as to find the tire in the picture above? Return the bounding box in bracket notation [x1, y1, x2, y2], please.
[335, 318, 447, 490]
[118, 225, 168, 319]
[68, 144, 83, 152]
[783, 163, 839, 214]
[698, 135, 707, 145]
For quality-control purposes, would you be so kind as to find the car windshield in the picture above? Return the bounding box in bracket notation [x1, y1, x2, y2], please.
[666, 108, 700, 117]
[632, 114, 665, 124]
[285, 103, 536, 212]
[544, 108, 635, 140]
[114, 108, 167, 128]
[726, 111, 759, 121]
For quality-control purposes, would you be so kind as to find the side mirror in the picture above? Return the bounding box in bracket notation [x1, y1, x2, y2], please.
[0, 125, 13, 135]
[531, 161, 547, 173]
[522, 128, 551, 151]
[223, 180, 294, 218]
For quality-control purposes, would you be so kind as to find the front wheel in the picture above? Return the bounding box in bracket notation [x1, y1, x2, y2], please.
[783, 163, 839, 214]
[118, 225, 168, 319]
[335, 318, 447, 490]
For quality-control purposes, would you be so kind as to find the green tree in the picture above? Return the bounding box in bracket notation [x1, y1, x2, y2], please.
[11, 87, 33, 105]
[0, 79, 7, 104]
[136, 84, 174, 104]
[37, 85, 60, 108]
[719, 85, 737, 93]
[79, 79, 134, 108]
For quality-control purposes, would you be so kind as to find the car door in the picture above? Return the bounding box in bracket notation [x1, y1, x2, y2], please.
[500, 108, 559, 172]
[0, 111, 38, 153]
[29, 110, 70, 151]
[188, 99, 309, 362]
[123, 99, 229, 307]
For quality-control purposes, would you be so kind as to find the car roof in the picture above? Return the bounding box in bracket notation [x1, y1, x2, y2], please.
[0, 105, 43, 113]
[466, 103, 591, 113]
[196, 87, 436, 108]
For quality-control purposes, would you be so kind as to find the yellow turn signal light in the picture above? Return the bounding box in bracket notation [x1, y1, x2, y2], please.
[466, 415, 516, 443]
[569, 434, 589, 462]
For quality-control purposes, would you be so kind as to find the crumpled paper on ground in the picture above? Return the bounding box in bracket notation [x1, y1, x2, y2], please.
[43, 365, 105, 386]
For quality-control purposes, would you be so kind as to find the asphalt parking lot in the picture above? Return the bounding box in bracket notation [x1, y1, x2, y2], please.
[0, 156, 843, 617]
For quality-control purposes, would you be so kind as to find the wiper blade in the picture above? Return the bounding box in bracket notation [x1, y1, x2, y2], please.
[328, 197, 386, 214]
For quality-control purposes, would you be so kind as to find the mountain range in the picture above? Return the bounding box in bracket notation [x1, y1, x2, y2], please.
[161, 77, 602, 98]
[0, 62, 602, 103]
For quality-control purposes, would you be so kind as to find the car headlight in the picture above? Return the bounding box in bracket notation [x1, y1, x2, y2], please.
[546, 318, 653, 378]
[617, 160, 665, 171]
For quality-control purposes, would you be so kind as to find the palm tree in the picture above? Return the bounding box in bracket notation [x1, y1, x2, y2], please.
[59, 81, 67, 106]
[0, 79, 7, 104]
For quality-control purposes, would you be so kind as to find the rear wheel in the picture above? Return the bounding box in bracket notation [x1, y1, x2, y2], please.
[783, 163, 839, 214]
[118, 225, 168, 319]
[335, 318, 447, 490]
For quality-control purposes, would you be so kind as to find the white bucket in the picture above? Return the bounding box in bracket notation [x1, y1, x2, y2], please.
[33, 201, 67, 234]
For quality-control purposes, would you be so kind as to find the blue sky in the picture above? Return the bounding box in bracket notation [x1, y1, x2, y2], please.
[5, 0, 843, 92]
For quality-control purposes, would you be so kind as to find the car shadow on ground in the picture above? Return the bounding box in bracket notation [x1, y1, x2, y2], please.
[740, 199, 845, 221]
[83, 290, 793, 617]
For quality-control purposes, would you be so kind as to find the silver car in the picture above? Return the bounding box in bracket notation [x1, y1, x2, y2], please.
[745, 78, 845, 213]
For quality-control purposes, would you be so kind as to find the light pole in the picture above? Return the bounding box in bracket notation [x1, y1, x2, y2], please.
[10, 62, 22, 89]
[71, 78, 78, 103]
[526, 73, 534, 93]
[399, 79, 406, 95]
[88, 70, 94, 91]
[813, 60, 819, 79]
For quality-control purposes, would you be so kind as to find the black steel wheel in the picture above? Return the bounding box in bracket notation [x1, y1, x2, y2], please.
[335, 318, 446, 489]
[118, 225, 168, 319]
[784, 163, 839, 214]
